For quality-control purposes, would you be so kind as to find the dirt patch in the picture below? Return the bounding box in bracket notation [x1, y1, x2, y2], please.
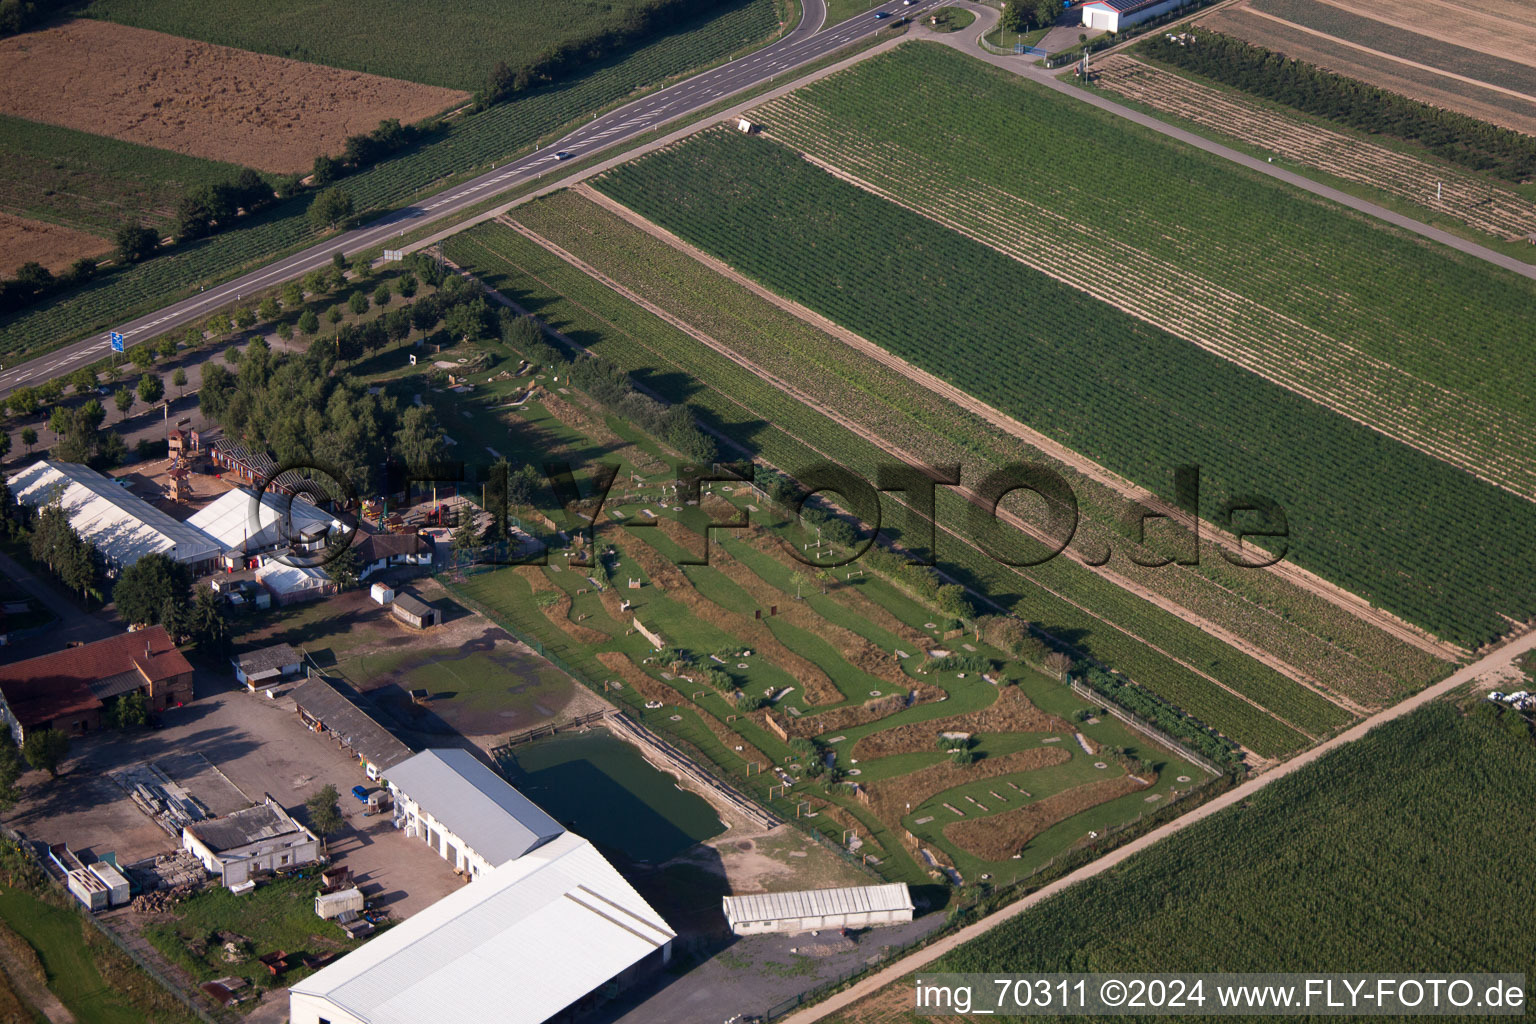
[0, 211, 111, 278]
[861, 746, 1072, 831]
[687, 823, 874, 894]
[0, 19, 468, 173]
[851, 685, 1071, 761]
[943, 774, 1151, 861]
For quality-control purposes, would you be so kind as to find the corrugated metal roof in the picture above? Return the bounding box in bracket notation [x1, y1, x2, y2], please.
[188, 487, 338, 553]
[235, 644, 301, 676]
[1085, 0, 1166, 12]
[8, 460, 220, 566]
[290, 832, 675, 1024]
[722, 884, 914, 925]
[386, 749, 563, 866]
[186, 802, 312, 853]
[291, 678, 413, 770]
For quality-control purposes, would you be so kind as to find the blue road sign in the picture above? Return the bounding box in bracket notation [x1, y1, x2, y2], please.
[110, 331, 125, 352]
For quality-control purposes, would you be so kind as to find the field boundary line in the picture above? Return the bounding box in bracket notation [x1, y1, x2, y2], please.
[489, 216, 1318, 750]
[780, 624, 1536, 1024]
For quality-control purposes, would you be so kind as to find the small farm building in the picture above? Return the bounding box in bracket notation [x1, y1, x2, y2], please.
[354, 531, 431, 580]
[182, 796, 321, 887]
[389, 592, 439, 629]
[722, 883, 914, 935]
[232, 643, 303, 689]
[0, 626, 192, 740]
[291, 678, 413, 780]
[1080, 0, 1183, 31]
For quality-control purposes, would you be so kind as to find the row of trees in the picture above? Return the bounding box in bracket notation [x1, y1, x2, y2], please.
[25, 498, 104, 601]
[174, 167, 283, 241]
[497, 306, 717, 463]
[312, 118, 432, 187]
[1001, 0, 1065, 33]
[112, 553, 230, 654]
[1142, 28, 1536, 182]
[0, 255, 101, 315]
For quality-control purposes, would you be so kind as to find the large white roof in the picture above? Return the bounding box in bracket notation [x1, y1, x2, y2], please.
[386, 749, 564, 865]
[289, 831, 674, 1024]
[254, 561, 331, 594]
[188, 486, 339, 553]
[7, 460, 220, 567]
[723, 883, 914, 925]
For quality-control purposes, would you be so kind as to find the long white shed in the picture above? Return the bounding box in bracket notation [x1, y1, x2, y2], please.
[722, 883, 914, 935]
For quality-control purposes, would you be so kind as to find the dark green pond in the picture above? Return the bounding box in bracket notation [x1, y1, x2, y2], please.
[502, 731, 724, 864]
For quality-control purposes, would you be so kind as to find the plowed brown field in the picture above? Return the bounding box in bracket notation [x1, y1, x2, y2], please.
[0, 212, 111, 277]
[0, 19, 468, 173]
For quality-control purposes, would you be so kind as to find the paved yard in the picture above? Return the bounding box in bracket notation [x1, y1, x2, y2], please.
[600, 915, 946, 1024]
[3, 667, 461, 917]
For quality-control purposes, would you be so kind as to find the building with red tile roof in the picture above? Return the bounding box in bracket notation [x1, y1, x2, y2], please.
[0, 626, 194, 740]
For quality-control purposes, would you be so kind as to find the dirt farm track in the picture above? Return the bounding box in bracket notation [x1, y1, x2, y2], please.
[0, 19, 469, 173]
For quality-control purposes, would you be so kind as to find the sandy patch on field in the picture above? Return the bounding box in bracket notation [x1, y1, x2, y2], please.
[1306, 0, 1536, 72]
[0, 19, 470, 174]
[0, 210, 111, 277]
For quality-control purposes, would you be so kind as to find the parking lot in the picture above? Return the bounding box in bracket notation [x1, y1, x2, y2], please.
[3, 667, 463, 917]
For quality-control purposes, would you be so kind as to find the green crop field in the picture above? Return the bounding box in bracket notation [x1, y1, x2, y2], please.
[82, 0, 774, 92]
[510, 189, 1450, 709]
[442, 219, 1346, 757]
[745, 45, 1536, 497]
[0, 115, 254, 237]
[0, 0, 781, 361]
[860, 702, 1536, 1016]
[590, 123, 1536, 651]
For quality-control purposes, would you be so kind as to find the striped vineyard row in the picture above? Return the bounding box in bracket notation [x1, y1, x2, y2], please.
[750, 92, 1536, 499]
[1088, 55, 1536, 243]
[513, 189, 1450, 706]
[744, 45, 1536, 487]
[590, 126, 1536, 649]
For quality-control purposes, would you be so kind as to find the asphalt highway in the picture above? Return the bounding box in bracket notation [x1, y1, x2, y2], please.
[0, 0, 942, 398]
